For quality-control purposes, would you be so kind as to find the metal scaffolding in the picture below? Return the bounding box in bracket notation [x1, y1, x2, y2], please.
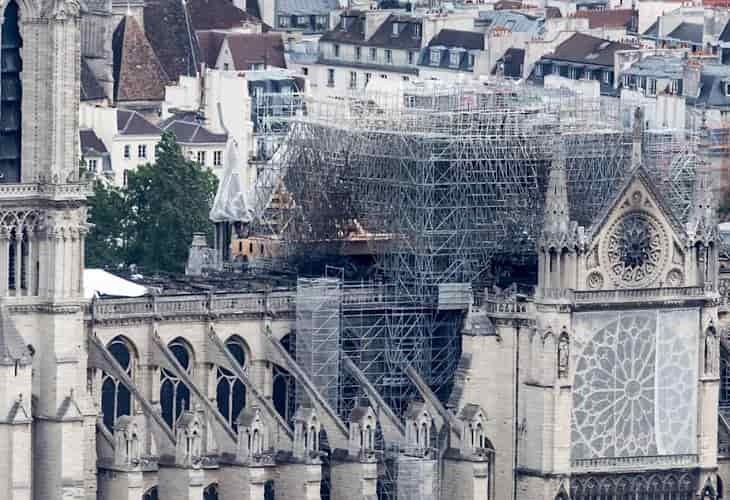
[296, 275, 343, 412]
[250, 79, 702, 436]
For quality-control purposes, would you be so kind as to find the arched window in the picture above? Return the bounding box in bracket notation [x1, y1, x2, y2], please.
[272, 364, 295, 425]
[161, 338, 192, 430]
[0, 0, 21, 183]
[203, 483, 219, 500]
[142, 487, 158, 500]
[101, 336, 134, 430]
[216, 336, 248, 430]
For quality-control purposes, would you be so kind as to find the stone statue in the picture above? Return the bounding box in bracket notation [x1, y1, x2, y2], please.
[558, 335, 569, 378]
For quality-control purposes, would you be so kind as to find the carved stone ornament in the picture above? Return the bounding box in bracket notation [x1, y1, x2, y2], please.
[666, 269, 684, 287]
[586, 271, 604, 289]
[602, 211, 668, 288]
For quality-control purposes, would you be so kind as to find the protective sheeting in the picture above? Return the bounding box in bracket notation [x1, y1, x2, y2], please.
[84, 269, 149, 299]
[571, 308, 698, 460]
[209, 140, 254, 223]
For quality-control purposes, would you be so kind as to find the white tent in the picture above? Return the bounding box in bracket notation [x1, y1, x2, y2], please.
[83, 269, 148, 299]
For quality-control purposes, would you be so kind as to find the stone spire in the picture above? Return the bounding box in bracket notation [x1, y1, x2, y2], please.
[631, 107, 644, 169]
[542, 141, 570, 239]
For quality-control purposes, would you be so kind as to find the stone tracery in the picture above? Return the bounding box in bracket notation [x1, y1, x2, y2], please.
[603, 211, 667, 288]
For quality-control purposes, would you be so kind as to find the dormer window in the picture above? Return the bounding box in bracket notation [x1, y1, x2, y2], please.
[392, 22, 399, 37]
[723, 79, 730, 97]
[467, 53, 475, 68]
[648, 78, 657, 96]
[342, 17, 349, 31]
[413, 23, 421, 38]
[449, 51, 460, 67]
[430, 48, 440, 65]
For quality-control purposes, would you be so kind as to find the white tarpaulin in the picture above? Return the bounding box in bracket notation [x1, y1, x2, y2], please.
[209, 140, 254, 223]
[84, 269, 148, 299]
[571, 308, 698, 460]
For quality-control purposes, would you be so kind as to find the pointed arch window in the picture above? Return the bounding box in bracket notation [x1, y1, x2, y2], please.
[142, 487, 158, 500]
[101, 336, 134, 430]
[161, 338, 192, 430]
[216, 336, 248, 430]
[0, 0, 21, 183]
[272, 364, 295, 425]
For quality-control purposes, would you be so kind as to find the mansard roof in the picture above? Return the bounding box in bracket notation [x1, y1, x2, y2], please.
[117, 109, 161, 136]
[112, 16, 169, 103]
[0, 313, 30, 366]
[159, 117, 227, 144]
[80, 128, 108, 156]
[223, 33, 287, 70]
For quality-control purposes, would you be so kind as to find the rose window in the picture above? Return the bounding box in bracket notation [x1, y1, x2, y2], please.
[603, 212, 666, 287]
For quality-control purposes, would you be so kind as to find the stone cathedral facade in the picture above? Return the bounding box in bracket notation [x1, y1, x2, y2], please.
[0, 1, 727, 499]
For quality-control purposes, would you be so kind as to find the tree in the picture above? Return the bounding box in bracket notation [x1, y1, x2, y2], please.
[86, 131, 218, 273]
[86, 180, 129, 269]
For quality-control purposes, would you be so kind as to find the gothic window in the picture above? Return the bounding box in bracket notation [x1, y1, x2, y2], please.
[203, 483, 219, 500]
[160, 338, 192, 430]
[216, 336, 248, 430]
[272, 364, 295, 425]
[101, 336, 134, 430]
[142, 487, 158, 500]
[0, 0, 21, 183]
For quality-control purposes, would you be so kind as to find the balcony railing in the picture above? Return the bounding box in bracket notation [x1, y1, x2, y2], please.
[572, 454, 697, 471]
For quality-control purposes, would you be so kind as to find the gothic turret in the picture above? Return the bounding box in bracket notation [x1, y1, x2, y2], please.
[538, 141, 584, 293]
[687, 137, 719, 288]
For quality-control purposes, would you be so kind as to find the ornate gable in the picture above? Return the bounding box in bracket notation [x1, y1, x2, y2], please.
[582, 167, 687, 290]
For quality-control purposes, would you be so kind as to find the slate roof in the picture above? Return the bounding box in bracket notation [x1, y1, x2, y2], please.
[224, 33, 287, 70]
[495, 47, 525, 78]
[112, 16, 169, 102]
[643, 20, 658, 37]
[721, 19, 730, 42]
[427, 29, 484, 50]
[667, 22, 703, 44]
[367, 14, 422, 50]
[688, 63, 730, 109]
[160, 118, 227, 144]
[478, 10, 545, 37]
[277, 0, 338, 16]
[0, 313, 30, 366]
[622, 54, 684, 79]
[542, 33, 635, 67]
[196, 31, 227, 68]
[117, 109, 162, 136]
[320, 12, 367, 44]
[187, 0, 261, 30]
[144, 0, 200, 81]
[80, 128, 109, 156]
[81, 57, 107, 102]
[574, 8, 634, 29]
[322, 13, 422, 49]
